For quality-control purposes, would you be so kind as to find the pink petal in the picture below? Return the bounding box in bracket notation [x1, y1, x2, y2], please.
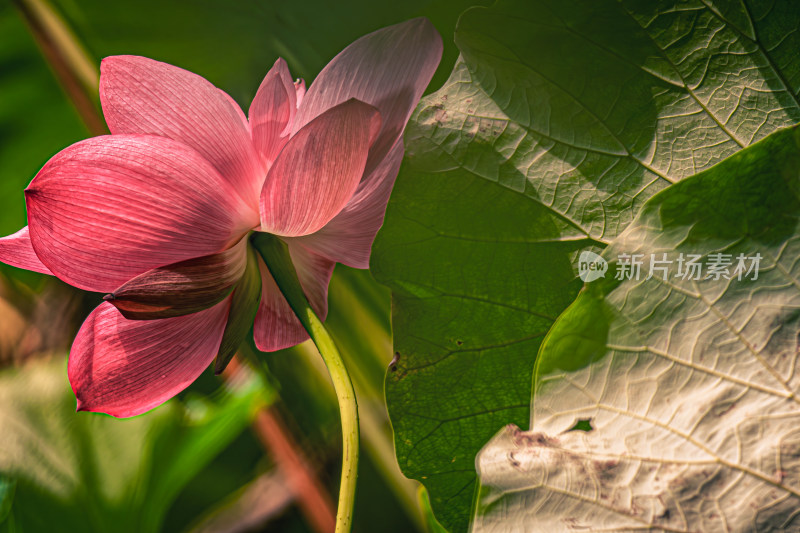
[218, 89, 250, 130]
[69, 299, 230, 418]
[26, 135, 255, 294]
[293, 18, 441, 174]
[253, 241, 335, 352]
[288, 139, 404, 268]
[260, 99, 381, 237]
[106, 238, 248, 320]
[248, 58, 296, 169]
[0, 226, 53, 275]
[100, 55, 264, 204]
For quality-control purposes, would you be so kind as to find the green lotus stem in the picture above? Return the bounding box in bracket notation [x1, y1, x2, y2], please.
[252, 232, 359, 533]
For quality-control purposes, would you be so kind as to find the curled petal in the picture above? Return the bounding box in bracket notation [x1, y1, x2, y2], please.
[294, 18, 441, 173]
[100, 55, 263, 204]
[248, 58, 296, 169]
[0, 226, 53, 275]
[105, 238, 248, 320]
[253, 241, 335, 352]
[294, 78, 306, 108]
[26, 135, 254, 293]
[260, 99, 381, 237]
[69, 300, 230, 418]
[289, 140, 404, 268]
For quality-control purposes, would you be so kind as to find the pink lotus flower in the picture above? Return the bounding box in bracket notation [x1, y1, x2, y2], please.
[0, 19, 441, 417]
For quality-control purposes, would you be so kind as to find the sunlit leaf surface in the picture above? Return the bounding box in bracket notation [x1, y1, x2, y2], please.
[474, 125, 800, 532]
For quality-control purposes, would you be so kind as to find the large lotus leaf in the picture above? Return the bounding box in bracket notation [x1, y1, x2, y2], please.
[473, 125, 800, 532]
[372, 1, 800, 530]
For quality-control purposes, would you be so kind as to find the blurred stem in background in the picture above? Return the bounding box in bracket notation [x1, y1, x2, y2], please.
[12, 0, 105, 135]
[224, 356, 336, 533]
[7, 0, 425, 531]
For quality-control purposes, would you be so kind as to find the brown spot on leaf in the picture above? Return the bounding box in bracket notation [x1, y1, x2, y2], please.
[389, 351, 400, 372]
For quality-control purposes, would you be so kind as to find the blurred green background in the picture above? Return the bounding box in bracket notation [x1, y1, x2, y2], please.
[0, 0, 485, 531]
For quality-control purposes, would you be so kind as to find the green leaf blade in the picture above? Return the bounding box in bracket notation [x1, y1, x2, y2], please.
[377, 116, 589, 529]
[0, 359, 270, 533]
[375, 1, 800, 530]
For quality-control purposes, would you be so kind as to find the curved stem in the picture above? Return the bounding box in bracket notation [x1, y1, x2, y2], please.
[295, 300, 359, 533]
[252, 232, 359, 533]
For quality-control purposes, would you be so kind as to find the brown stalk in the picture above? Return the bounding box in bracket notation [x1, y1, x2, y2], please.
[253, 408, 337, 532]
[226, 357, 337, 533]
[13, 0, 107, 136]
